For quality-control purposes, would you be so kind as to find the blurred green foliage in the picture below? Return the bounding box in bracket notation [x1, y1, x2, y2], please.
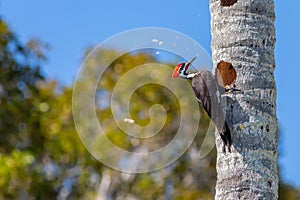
[0, 17, 299, 199]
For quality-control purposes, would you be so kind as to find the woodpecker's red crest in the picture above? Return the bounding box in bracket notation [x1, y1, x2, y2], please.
[172, 63, 185, 78]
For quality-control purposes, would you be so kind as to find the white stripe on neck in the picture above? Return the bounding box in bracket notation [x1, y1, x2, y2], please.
[187, 73, 197, 79]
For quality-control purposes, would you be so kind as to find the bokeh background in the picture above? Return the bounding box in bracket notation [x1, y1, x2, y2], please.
[0, 0, 299, 199]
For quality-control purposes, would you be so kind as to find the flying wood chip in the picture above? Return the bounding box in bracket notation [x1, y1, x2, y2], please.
[216, 61, 237, 87]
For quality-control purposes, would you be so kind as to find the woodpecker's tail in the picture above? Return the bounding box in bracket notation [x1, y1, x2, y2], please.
[219, 122, 232, 153]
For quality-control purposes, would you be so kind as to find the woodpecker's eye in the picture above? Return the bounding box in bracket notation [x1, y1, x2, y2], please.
[179, 63, 185, 72]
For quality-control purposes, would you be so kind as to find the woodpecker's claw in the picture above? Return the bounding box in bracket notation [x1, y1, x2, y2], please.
[225, 82, 241, 93]
[224, 82, 242, 98]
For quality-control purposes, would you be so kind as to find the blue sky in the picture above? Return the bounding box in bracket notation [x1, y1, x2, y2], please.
[1, 0, 300, 187]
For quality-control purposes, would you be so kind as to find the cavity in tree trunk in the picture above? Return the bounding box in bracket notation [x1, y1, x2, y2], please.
[210, 0, 278, 199]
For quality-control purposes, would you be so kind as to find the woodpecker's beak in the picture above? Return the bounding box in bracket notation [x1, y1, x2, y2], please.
[187, 56, 197, 66]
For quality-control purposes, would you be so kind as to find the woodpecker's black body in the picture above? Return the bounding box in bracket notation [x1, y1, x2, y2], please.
[172, 57, 237, 153]
[190, 70, 231, 153]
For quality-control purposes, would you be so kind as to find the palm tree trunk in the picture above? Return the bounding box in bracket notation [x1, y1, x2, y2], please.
[210, 0, 278, 199]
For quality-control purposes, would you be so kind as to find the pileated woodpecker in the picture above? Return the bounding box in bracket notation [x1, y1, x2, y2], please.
[172, 57, 238, 153]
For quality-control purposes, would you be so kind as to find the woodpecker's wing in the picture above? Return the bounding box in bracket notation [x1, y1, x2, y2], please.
[191, 70, 222, 121]
[191, 70, 231, 152]
[215, 61, 237, 88]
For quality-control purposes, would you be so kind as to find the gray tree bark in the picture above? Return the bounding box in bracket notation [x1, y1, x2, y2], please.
[210, 0, 278, 199]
